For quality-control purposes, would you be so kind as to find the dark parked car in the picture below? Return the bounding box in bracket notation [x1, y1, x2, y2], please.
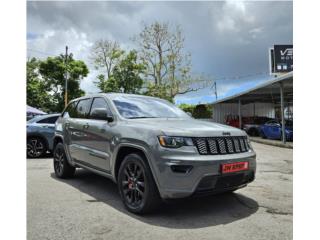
[259, 120, 293, 141]
[27, 114, 60, 158]
[243, 117, 273, 136]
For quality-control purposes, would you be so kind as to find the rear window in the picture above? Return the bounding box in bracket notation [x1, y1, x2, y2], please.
[63, 101, 78, 118]
[76, 98, 92, 119]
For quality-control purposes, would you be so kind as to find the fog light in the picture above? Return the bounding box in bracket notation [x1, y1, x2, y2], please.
[170, 165, 193, 174]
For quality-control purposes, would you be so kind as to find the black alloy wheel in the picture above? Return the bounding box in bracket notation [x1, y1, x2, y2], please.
[121, 161, 146, 208]
[27, 137, 46, 158]
[118, 153, 161, 214]
[53, 143, 75, 178]
[54, 146, 64, 176]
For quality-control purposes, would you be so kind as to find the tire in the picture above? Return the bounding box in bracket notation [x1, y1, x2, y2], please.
[27, 137, 47, 158]
[118, 153, 161, 214]
[248, 128, 256, 136]
[53, 143, 75, 179]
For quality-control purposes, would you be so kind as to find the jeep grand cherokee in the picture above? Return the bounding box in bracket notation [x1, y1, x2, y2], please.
[53, 93, 256, 214]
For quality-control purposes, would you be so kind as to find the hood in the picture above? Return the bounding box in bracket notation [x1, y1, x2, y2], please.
[126, 118, 245, 137]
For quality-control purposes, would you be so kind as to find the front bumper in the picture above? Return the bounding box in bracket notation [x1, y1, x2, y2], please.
[151, 146, 256, 199]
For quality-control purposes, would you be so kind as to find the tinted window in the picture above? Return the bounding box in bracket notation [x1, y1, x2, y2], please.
[37, 116, 59, 124]
[76, 99, 92, 119]
[63, 101, 78, 118]
[89, 98, 112, 117]
[112, 96, 190, 119]
[266, 120, 280, 126]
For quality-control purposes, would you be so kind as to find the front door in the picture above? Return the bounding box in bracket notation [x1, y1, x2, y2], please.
[84, 97, 114, 172]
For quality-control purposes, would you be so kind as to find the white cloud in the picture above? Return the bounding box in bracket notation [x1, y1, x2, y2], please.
[27, 1, 292, 100]
[217, 16, 236, 32]
[216, 0, 255, 33]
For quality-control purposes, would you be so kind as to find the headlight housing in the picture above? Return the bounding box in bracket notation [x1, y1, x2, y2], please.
[158, 136, 194, 148]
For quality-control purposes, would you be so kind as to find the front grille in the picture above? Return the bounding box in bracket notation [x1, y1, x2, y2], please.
[193, 136, 250, 155]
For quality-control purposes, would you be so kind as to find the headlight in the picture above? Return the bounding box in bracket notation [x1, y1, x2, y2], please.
[158, 136, 194, 148]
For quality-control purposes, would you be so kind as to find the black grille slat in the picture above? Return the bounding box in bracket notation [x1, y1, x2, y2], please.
[244, 138, 250, 150]
[194, 136, 249, 155]
[239, 137, 246, 152]
[226, 138, 234, 153]
[233, 138, 241, 153]
[217, 138, 227, 154]
[194, 138, 208, 154]
[207, 139, 218, 154]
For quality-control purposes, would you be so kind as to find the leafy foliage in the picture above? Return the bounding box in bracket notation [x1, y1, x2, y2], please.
[27, 55, 89, 113]
[134, 21, 205, 99]
[178, 103, 213, 119]
[91, 39, 124, 78]
[144, 83, 173, 102]
[27, 58, 54, 113]
[95, 51, 145, 94]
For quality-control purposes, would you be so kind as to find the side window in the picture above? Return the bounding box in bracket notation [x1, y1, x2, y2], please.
[89, 98, 113, 117]
[76, 99, 92, 119]
[63, 101, 78, 118]
[37, 116, 59, 124]
[267, 120, 279, 126]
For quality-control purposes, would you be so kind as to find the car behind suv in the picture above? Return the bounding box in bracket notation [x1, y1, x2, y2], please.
[53, 93, 256, 214]
[27, 113, 60, 158]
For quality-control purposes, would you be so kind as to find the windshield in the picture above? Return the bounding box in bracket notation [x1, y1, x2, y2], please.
[112, 96, 191, 119]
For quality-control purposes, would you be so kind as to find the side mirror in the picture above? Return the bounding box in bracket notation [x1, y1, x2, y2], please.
[91, 108, 113, 122]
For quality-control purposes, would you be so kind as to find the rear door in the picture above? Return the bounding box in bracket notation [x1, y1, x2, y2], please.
[61, 101, 78, 145]
[36, 115, 59, 149]
[266, 121, 281, 139]
[84, 97, 114, 172]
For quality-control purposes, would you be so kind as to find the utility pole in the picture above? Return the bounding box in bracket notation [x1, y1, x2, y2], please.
[64, 46, 69, 108]
[214, 81, 218, 100]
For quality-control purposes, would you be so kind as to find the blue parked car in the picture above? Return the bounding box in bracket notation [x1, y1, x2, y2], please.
[259, 120, 293, 141]
[27, 113, 60, 158]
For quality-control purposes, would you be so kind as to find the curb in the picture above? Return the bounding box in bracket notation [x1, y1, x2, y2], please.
[249, 137, 293, 149]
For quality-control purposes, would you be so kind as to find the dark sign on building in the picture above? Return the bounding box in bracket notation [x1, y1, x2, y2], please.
[269, 44, 293, 74]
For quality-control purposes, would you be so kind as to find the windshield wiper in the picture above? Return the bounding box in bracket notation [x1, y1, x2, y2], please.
[127, 116, 157, 119]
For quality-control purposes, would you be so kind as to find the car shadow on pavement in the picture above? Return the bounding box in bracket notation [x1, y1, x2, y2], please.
[50, 169, 259, 229]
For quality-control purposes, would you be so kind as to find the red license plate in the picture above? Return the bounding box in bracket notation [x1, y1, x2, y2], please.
[221, 162, 249, 174]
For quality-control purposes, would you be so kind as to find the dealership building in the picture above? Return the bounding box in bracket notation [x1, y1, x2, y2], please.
[210, 45, 293, 144]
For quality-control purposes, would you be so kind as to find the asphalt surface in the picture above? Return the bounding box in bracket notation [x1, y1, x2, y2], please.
[27, 142, 292, 240]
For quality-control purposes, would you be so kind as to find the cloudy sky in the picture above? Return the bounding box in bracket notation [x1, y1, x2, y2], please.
[27, 0, 293, 104]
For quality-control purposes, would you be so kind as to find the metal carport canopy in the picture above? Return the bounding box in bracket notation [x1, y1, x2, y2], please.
[212, 71, 293, 105]
[211, 71, 293, 144]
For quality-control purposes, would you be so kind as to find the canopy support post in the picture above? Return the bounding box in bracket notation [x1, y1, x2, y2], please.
[238, 99, 242, 129]
[280, 82, 286, 144]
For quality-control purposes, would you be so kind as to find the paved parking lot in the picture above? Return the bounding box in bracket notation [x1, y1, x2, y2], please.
[27, 142, 292, 240]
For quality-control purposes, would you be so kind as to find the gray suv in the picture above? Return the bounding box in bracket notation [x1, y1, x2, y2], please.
[53, 93, 256, 214]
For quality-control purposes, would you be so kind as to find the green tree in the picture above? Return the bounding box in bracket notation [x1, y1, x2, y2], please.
[91, 39, 124, 78]
[144, 83, 173, 102]
[96, 50, 145, 94]
[178, 103, 195, 115]
[134, 21, 204, 99]
[178, 103, 213, 119]
[27, 58, 54, 113]
[39, 54, 89, 112]
[193, 104, 213, 119]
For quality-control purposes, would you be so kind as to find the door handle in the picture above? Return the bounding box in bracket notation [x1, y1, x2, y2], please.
[83, 123, 89, 129]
